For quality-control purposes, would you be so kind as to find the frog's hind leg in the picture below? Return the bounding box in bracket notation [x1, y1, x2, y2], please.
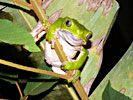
[52, 66, 67, 75]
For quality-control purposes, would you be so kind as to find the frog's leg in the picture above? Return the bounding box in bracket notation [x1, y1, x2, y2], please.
[30, 21, 46, 42]
[62, 47, 89, 70]
[62, 47, 88, 83]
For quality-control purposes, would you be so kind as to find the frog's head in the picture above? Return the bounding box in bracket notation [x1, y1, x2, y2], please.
[61, 17, 92, 45]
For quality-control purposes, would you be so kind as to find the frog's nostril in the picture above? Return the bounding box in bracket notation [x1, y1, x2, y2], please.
[86, 34, 92, 39]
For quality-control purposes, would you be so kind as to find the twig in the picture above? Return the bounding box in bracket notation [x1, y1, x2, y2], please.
[24, 96, 28, 100]
[73, 80, 89, 100]
[65, 85, 79, 100]
[0, 59, 71, 80]
[15, 82, 23, 98]
[0, 99, 9, 100]
[30, 0, 47, 23]
[8, 0, 33, 9]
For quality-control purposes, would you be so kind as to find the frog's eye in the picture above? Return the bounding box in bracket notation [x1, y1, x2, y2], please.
[66, 20, 72, 27]
[86, 34, 92, 39]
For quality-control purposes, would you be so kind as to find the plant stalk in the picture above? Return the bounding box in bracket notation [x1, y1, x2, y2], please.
[29, 0, 47, 23]
[15, 82, 23, 98]
[0, 59, 71, 80]
[8, 0, 33, 9]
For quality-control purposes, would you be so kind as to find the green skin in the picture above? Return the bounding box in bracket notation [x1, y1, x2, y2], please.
[45, 17, 92, 82]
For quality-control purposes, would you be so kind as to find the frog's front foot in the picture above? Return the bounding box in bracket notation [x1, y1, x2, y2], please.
[68, 70, 80, 83]
[61, 62, 80, 83]
[62, 61, 76, 70]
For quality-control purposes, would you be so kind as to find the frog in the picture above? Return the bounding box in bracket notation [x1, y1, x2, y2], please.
[44, 17, 92, 82]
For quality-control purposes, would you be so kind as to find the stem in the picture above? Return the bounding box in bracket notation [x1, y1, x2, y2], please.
[7, 0, 48, 24]
[54, 39, 89, 100]
[24, 96, 28, 100]
[15, 82, 23, 98]
[73, 80, 89, 100]
[0, 59, 71, 80]
[65, 85, 79, 100]
[8, 0, 33, 9]
[29, 0, 47, 23]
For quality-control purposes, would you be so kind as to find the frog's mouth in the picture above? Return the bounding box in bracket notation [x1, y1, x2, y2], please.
[58, 30, 85, 46]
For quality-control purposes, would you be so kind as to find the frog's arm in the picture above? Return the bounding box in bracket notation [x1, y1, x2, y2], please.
[62, 47, 88, 70]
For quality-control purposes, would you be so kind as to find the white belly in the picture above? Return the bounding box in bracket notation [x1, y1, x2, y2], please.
[58, 37, 77, 59]
[44, 40, 77, 66]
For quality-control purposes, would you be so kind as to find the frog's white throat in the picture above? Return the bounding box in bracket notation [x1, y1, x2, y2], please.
[57, 29, 85, 46]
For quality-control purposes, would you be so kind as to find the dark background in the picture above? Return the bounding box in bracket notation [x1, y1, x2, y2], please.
[0, 0, 133, 99]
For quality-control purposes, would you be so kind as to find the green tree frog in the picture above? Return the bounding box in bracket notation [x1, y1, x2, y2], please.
[44, 17, 92, 82]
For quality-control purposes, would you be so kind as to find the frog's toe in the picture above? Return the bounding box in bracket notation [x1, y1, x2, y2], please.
[61, 61, 71, 70]
[61, 61, 67, 69]
[67, 70, 80, 83]
[68, 78, 75, 83]
[62, 61, 68, 66]
[68, 76, 78, 83]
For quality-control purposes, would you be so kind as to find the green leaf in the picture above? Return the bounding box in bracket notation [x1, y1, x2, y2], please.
[80, 0, 119, 87]
[90, 43, 133, 100]
[102, 81, 131, 100]
[24, 81, 57, 96]
[41, 85, 74, 100]
[24, 62, 58, 96]
[0, 19, 40, 52]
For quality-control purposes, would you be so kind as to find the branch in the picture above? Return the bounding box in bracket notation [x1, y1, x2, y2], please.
[6, 0, 48, 24]
[0, 59, 71, 80]
[8, 0, 33, 9]
[29, 0, 48, 23]
[15, 82, 23, 98]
